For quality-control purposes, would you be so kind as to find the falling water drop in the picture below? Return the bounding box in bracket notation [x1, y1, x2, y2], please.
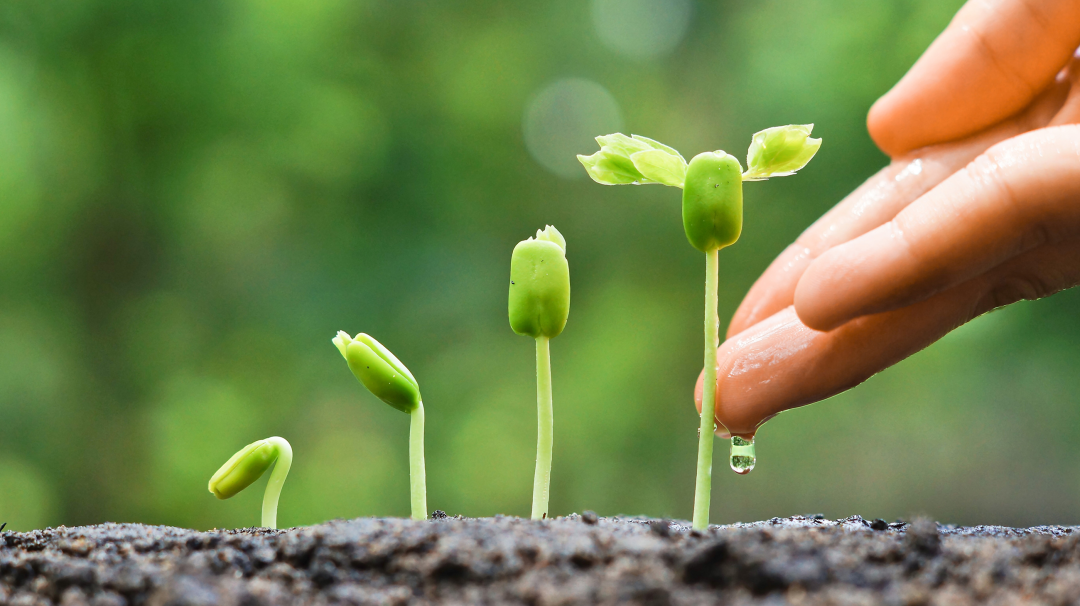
[730, 436, 756, 474]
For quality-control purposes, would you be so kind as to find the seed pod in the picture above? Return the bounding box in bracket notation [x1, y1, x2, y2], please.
[682, 152, 744, 252]
[334, 331, 420, 413]
[209, 439, 277, 500]
[509, 225, 570, 339]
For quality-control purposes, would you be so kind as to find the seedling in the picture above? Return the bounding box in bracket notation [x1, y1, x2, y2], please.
[208, 436, 293, 529]
[509, 225, 570, 520]
[333, 331, 427, 520]
[578, 126, 821, 530]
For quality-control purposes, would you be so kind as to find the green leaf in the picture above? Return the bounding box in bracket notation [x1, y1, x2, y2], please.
[332, 330, 351, 358]
[631, 134, 685, 162]
[631, 149, 687, 188]
[579, 133, 687, 187]
[534, 224, 566, 251]
[595, 133, 653, 157]
[743, 124, 822, 181]
[577, 150, 645, 185]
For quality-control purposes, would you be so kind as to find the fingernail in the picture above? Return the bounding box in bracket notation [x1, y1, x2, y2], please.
[714, 419, 731, 439]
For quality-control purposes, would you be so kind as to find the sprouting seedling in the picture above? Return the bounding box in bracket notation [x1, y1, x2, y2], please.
[508, 225, 570, 520]
[208, 436, 293, 529]
[578, 126, 821, 530]
[333, 331, 427, 520]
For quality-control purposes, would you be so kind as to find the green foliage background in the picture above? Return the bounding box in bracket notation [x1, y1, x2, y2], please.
[2, 0, 1078, 532]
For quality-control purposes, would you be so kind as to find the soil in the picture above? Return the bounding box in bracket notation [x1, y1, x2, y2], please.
[2, 513, 1079, 605]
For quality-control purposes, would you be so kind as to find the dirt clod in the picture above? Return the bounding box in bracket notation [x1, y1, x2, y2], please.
[904, 518, 941, 554]
[2, 516, 1079, 604]
[648, 520, 672, 538]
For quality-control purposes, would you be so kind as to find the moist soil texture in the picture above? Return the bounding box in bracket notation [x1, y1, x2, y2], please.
[2, 514, 1079, 606]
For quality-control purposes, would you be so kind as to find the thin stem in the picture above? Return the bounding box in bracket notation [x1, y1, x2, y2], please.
[410, 401, 428, 520]
[693, 249, 720, 530]
[261, 437, 293, 530]
[531, 336, 553, 520]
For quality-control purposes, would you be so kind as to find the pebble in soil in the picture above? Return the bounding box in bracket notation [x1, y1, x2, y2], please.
[3, 515, 1080, 605]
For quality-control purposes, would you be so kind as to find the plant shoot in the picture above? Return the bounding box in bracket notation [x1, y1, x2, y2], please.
[578, 126, 820, 530]
[509, 225, 570, 520]
[208, 436, 293, 529]
[333, 331, 427, 520]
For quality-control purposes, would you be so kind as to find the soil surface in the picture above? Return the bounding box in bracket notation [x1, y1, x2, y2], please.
[2, 513, 1078, 605]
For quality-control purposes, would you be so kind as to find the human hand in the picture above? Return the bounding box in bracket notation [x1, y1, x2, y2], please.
[696, 0, 1080, 438]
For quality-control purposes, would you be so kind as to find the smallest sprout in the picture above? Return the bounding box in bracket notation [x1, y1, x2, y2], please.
[209, 436, 292, 529]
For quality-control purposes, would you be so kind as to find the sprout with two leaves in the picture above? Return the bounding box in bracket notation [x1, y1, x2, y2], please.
[333, 331, 427, 520]
[209, 436, 293, 529]
[578, 125, 821, 530]
[509, 225, 570, 520]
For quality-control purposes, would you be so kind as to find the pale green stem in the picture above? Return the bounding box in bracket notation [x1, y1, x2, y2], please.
[261, 437, 293, 530]
[410, 401, 427, 520]
[531, 336, 553, 520]
[693, 249, 720, 530]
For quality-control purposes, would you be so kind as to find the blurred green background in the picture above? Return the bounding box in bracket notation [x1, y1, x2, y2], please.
[2, 0, 1079, 532]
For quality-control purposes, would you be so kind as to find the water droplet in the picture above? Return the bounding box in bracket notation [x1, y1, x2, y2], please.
[730, 436, 755, 474]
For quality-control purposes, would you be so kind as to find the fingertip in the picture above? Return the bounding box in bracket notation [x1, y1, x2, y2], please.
[716, 312, 802, 430]
[867, 93, 906, 158]
[793, 225, 903, 331]
[793, 294, 843, 332]
[792, 261, 847, 332]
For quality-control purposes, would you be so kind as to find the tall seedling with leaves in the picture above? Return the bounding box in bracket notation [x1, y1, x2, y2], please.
[579, 126, 821, 530]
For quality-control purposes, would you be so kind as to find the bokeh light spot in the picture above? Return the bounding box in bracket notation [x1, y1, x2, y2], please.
[591, 0, 693, 60]
[523, 78, 623, 179]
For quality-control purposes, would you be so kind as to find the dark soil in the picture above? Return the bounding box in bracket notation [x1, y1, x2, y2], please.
[2, 514, 1079, 605]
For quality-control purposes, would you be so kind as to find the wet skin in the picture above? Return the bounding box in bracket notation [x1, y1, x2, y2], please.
[697, 0, 1080, 437]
